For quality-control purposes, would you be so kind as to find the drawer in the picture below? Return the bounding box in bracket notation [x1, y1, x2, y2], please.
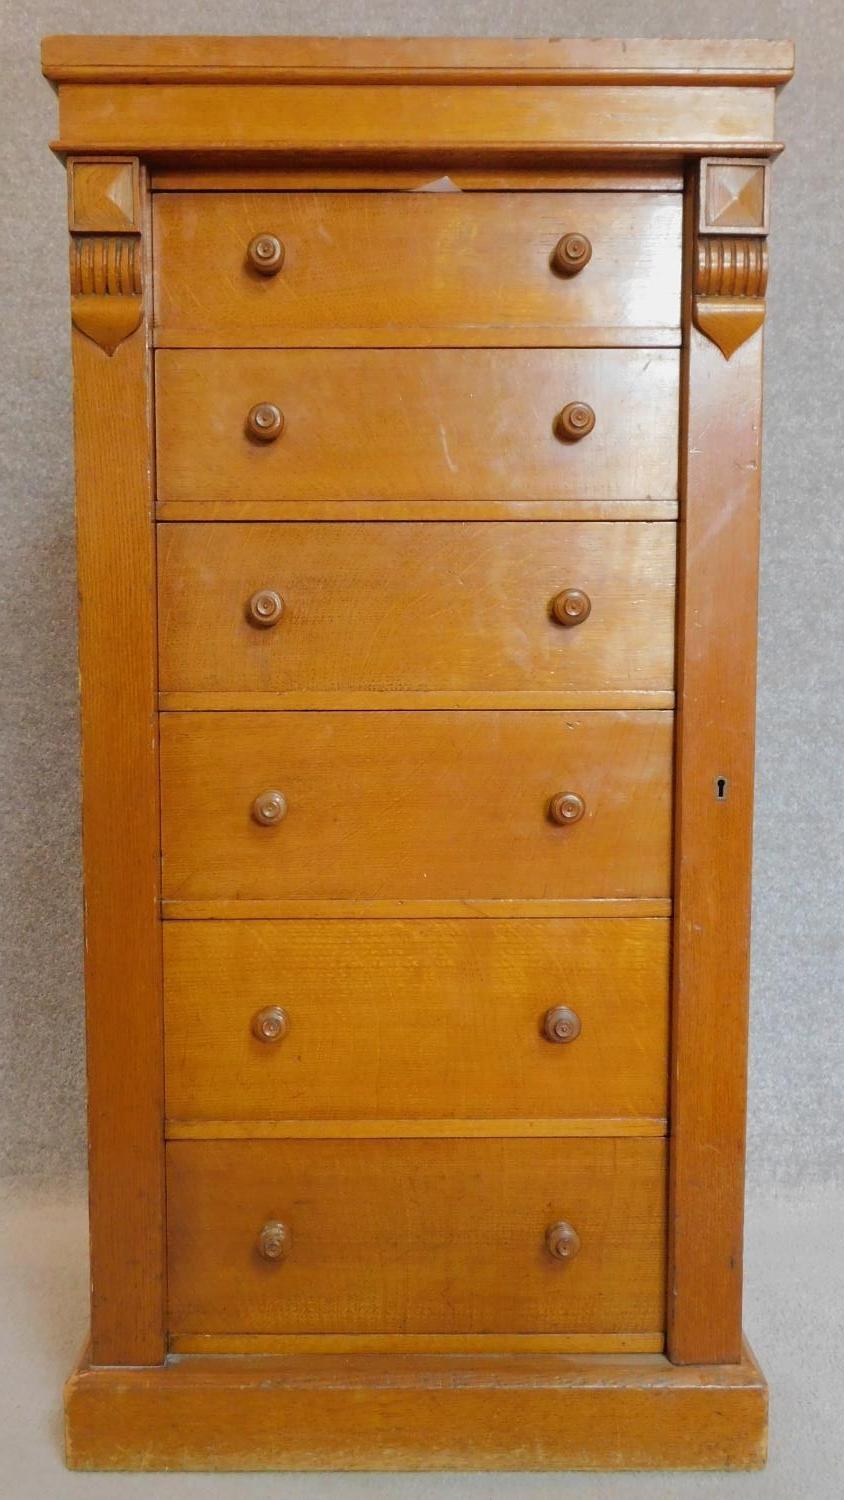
[157, 521, 677, 707]
[166, 1138, 666, 1334]
[160, 710, 673, 903]
[164, 918, 670, 1123]
[153, 191, 682, 347]
[155, 349, 679, 505]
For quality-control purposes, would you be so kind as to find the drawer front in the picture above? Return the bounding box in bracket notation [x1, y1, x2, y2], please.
[158, 521, 677, 705]
[160, 710, 673, 902]
[164, 918, 670, 1123]
[153, 191, 682, 347]
[155, 349, 679, 504]
[167, 1138, 666, 1333]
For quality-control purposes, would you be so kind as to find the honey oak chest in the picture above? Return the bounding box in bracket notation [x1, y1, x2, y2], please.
[43, 33, 793, 1472]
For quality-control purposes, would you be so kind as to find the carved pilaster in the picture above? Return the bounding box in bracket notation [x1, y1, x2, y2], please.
[693, 158, 770, 359]
[67, 157, 143, 355]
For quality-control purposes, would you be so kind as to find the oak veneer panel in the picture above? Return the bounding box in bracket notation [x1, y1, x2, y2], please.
[154, 192, 682, 347]
[63, 1341, 768, 1471]
[163, 917, 669, 1122]
[668, 213, 767, 1361]
[159, 710, 673, 902]
[53, 83, 777, 158]
[68, 165, 165, 1367]
[155, 349, 680, 504]
[166, 1138, 666, 1334]
[157, 521, 677, 707]
[63, 1341, 767, 1472]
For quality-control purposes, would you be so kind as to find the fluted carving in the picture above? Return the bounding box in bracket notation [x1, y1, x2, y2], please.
[70, 236, 143, 354]
[695, 238, 768, 300]
[70, 236, 142, 298]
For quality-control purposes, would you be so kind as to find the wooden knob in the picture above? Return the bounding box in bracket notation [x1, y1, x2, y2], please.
[247, 234, 284, 275]
[543, 1006, 582, 1044]
[552, 589, 591, 627]
[545, 1221, 581, 1261]
[247, 589, 284, 628]
[246, 403, 284, 442]
[549, 792, 585, 827]
[251, 1006, 289, 1043]
[252, 790, 287, 826]
[257, 1221, 291, 1261]
[551, 233, 592, 276]
[554, 403, 596, 442]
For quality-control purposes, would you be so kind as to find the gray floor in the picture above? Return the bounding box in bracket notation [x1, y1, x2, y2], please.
[1, 1178, 841, 1498]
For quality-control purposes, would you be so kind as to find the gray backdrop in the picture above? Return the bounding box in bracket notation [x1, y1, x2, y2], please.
[1, 1, 841, 1187]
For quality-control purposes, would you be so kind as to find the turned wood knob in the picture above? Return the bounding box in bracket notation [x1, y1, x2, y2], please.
[251, 1006, 290, 1043]
[247, 233, 285, 275]
[252, 790, 287, 826]
[543, 1006, 582, 1044]
[548, 792, 586, 827]
[247, 589, 284, 628]
[551, 233, 592, 276]
[545, 1220, 581, 1261]
[554, 402, 596, 442]
[552, 589, 591, 626]
[257, 1221, 291, 1261]
[246, 403, 284, 442]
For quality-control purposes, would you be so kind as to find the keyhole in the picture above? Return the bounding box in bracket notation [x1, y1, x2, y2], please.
[715, 776, 729, 802]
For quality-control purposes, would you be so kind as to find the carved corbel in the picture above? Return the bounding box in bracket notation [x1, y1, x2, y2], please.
[67, 157, 143, 355]
[694, 157, 770, 359]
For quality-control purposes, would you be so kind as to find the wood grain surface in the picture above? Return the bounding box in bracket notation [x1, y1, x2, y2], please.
[163, 917, 669, 1123]
[52, 82, 778, 159]
[166, 1137, 666, 1333]
[63, 1338, 768, 1471]
[155, 348, 680, 504]
[153, 191, 681, 347]
[157, 520, 677, 708]
[68, 163, 165, 1366]
[43, 34, 794, 86]
[159, 710, 674, 903]
[668, 167, 768, 1366]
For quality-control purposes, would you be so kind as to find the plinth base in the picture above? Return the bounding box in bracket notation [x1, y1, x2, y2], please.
[65, 1339, 767, 1471]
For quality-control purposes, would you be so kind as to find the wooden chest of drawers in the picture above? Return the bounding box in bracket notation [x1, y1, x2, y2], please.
[45, 32, 793, 1472]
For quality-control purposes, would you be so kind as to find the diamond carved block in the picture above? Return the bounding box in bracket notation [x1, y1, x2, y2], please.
[68, 158, 140, 234]
[700, 158, 770, 236]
